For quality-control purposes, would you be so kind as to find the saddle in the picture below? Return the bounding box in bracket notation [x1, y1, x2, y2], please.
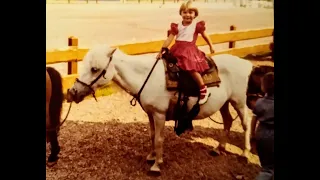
[161, 48, 222, 136]
[161, 48, 221, 96]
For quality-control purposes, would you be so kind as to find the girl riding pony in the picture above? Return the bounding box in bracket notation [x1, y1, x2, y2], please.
[157, 0, 215, 105]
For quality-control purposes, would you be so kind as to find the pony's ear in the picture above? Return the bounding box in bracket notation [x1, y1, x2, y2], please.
[107, 48, 117, 57]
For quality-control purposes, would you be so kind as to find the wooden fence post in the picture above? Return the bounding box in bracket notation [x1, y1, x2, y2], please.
[229, 25, 236, 49]
[67, 36, 78, 75]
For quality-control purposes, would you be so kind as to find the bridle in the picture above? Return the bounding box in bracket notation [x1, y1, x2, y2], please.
[75, 56, 114, 102]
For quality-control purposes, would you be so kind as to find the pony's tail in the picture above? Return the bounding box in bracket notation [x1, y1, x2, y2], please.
[46, 67, 64, 130]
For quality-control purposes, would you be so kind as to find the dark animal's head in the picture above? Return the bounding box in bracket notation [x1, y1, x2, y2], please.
[246, 65, 274, 110]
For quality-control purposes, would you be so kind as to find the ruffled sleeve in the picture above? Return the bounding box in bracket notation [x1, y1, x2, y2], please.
[196, 21, 206, 34]
[168, 23, 178, 36]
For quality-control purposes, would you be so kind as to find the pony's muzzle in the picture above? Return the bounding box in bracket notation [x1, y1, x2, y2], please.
[66, 88, 75, 103]
[67, 87, 87, 104]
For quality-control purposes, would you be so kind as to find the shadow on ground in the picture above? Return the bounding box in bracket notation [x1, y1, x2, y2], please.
[181, 125, 258, 156]
[46, 121, 260, 180]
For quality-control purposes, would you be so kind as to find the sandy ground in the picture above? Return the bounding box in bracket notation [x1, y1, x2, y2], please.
[46, 3, 274, 180]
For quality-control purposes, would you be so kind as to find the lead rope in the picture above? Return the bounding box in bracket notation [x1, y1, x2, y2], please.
[208, 114, 238, 125]
[59, 102, 72, 127]
[209, 93, 264, 124]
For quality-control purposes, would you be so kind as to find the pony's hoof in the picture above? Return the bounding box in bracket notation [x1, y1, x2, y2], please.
[47, 155, 59, 167]
[209, 148, 220, 156]
[147, 170, 161, 177]
[148, 164, 161, 176]
[146, 154, 156, 164]
[241, 149, 250, 158]
[46, 161, 58, 167]
[146, 159, 155, 165]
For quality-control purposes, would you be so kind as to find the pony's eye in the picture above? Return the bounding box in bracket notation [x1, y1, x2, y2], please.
[91, 67, 99, 73]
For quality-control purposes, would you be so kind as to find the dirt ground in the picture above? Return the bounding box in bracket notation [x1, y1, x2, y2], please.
[46, 3, 274, 180]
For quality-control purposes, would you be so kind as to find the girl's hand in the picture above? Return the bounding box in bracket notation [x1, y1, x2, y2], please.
[156, 52, 163, 59]
[210, 47, 215, 54]
[156, 49, 165, 59]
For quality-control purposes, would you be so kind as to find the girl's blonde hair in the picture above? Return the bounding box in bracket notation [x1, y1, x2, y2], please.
[179, 0, 199, 17]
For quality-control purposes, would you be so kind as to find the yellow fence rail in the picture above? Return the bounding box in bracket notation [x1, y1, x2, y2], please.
[46, 0, 224, 4]
[46, 25, 274, 96]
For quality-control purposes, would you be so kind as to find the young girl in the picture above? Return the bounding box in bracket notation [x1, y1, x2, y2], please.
[251, 72, 274, 180]
[156, 0, 215, 105]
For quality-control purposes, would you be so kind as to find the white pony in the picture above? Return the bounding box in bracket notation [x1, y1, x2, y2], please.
[67, 44, 254, 174]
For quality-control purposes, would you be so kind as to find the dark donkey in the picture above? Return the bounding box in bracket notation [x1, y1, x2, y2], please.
[246, 65, 274, 110]
[46, 67, 64, 166]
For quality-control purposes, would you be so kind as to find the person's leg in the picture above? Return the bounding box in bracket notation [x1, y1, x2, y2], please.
[190, 70, 204, 87]
[255, 128, 274, 180]
[189, 71, 210, 105]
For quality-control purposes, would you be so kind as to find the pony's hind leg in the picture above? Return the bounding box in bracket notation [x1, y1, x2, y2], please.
[210, 101, 233, 156]
[47, 131, 60, 167]
[219, 101, 233, 150]
[146, 114, 156, 163]
[230, 100, 251, 159]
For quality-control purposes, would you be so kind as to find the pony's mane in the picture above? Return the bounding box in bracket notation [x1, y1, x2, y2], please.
[84, 44, 116, 68]
[113, 48, 158, 64]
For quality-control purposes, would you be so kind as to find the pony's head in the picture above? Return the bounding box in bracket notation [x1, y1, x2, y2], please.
[246, 65, 274, 110]
[67, 44, 117, 103]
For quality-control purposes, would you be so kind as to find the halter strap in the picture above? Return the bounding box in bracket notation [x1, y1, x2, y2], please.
[75, 56, 113, 101]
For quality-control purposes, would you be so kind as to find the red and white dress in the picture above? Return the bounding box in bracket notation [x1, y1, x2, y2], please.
[168, 20, 209, 73]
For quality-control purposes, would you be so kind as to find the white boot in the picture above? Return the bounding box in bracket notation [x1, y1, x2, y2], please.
[199, 86, 210, 105]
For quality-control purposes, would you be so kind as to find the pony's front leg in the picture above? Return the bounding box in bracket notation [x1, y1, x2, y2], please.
[231, 101, 251, 159]
[149, 112, 165, 174]
[242, 113, 252, 158]
[239, 107, 251, 159]
[146, 114, 156, 162]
